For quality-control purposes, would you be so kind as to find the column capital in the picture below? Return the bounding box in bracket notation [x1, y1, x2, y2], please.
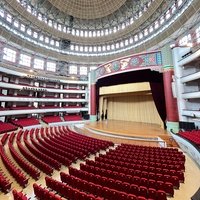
[162, 65, 174, 72]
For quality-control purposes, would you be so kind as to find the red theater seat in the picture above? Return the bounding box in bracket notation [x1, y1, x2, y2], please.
[11, 118, 40, 128]
[42, 116, 62, 124]
[0, 121, 18, 134]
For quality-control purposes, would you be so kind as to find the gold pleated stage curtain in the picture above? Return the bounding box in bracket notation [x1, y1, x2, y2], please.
[107, 94, 163, 127]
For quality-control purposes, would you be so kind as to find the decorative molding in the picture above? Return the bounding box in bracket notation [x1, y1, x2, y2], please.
[95, 51, 162, 80]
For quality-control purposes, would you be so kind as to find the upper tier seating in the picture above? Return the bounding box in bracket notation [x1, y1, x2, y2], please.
[63, 105, 82, 108]
[39, 105, 59, 109]
[11, 118, 40, 128]
[41, 116, 62, 124]
[179, 130, 200, 146]
[0, 121, 18, 134]
[10, 106, 36, 110]
[63, 114, 82, 121]
[0, 106, 8, 110]
[43, 95, 59, 98]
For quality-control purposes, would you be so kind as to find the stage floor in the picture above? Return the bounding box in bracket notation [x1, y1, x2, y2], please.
[84, 120, 178, 147]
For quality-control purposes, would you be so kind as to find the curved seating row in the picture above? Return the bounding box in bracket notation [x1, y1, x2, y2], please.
[12, 189, 28, 200]
[1, 133, 9, 146]
[179, 130, 200, 146]
[33, 183, 62, 200]
[0, 145, 28, 187]
[0, 168, 12, 193]
[8, 141, 40, 180]
[17, 140, 53, 175]
[67, 168, 169, 200]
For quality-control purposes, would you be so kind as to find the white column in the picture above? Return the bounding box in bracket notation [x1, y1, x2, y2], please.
[172, 47, 187, 121]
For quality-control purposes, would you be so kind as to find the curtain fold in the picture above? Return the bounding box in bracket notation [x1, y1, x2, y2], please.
[150, 82, 166, 127]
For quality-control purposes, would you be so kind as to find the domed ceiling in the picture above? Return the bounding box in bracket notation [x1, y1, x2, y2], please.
[28, 0, 149, 29]
[48, 0, 126, 19]
[0, 0, 199, 64]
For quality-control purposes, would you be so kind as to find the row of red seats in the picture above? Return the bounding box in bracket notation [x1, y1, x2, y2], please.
[40, 85, 58, 89]
[86, 160, 185, 183]
[179, 130, 200, 145]
[30, 136, 70, 167]
[8, 82, 32, 87]
[60, 173, 167, 200]
[97, 154, 185, 171]
[17, 141, 53, 175]
[0, 168, 12, 193]
[1, 133, 9, 145]
[16, 130, 23, 141]
[11, 118, 40, 128]
[120, 143, 179, 151]
[118, 144, 183, 156]
[110, 148, 184, 159]
[12, 189, 28, 200]
[39, 105, 59, 108]
[105, 153, 185, 166]
[68, 128, 113, 144]
[63, 114, 82, 121]
[23, 129, 32, 141]
[35, 134, 75, 164]
[44, 126, 109, 159]
[33, 183, 62, 200]
[95, 157, 184, 182]
[43, 133, 89, 159]
[24, 138, 61, 170]
[68, 168, 170, 199]
[0, 145, 28, 187]
[64, 87, 81, 90]
[63, 96, 81, 98]
[8, 141, 40, 180]
[80, 162, 179, 192]
[47, 128, 112, 156]
[62, 105, 82, 108]
[9, 132, 16, 144]
[0, 105, 87, 111]
[40, 95, 61, 98]
[2, 81, 85, 90]
[180, 130, 200, 133]
[0, 121, 18, 134]
[10, 106, 36, 110]
[57, 132, 110, 155]
[0, 106, 7, 110]
[112, 146, 185, 160]
[61, 129, 113, 150]
[41, 116, 62, 124]
[102, 147, 185, 168]
[45, 176, 106, 200]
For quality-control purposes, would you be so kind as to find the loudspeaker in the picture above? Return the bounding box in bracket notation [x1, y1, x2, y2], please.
[60, 39, 71, 50]
[83, 114, 89, 120]
[179, 121, 195, 131]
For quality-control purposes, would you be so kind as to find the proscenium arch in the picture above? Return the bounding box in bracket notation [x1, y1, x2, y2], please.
[95, 69, 166, 126]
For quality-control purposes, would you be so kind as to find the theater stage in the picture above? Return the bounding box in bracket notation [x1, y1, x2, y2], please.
[83, 120, 178, 147]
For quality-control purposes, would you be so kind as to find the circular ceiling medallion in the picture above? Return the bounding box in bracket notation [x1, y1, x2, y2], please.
[48, 0, 126, 19]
